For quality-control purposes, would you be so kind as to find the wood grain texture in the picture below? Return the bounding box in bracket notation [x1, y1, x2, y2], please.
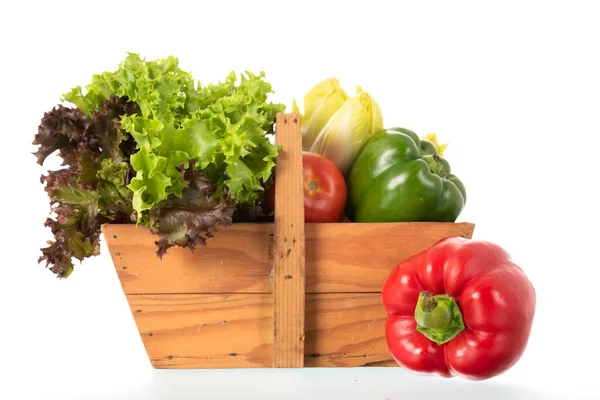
[128, 294, 273, 368]
[102, 223, 272, 295]
[127, 293, 395, 368]
[304, 222, 475, 293]
[102, 222, 474, 295]
[304, 293, 390, 367]
[272, 113, 306, 368]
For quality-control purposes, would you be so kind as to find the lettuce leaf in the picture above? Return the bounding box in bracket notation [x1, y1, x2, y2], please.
[34, 54, 284, 277]
[64, 53, 284, 224]
[33, 96, 139, 277]
[149, 159, 236, 257]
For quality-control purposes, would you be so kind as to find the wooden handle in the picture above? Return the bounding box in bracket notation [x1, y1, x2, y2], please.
[272, 113, 306, 368]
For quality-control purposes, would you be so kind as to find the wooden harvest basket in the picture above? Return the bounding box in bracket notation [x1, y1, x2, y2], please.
[101, 113, 475, 369]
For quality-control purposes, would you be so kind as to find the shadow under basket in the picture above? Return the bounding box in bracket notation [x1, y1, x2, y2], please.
[101, 113, 475, 369]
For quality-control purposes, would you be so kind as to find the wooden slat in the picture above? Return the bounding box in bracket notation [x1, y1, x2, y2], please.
[103, 223, 272, 294]
[272, 113, 306, 368]
[102, 222, 474, 294]
[129, 294, 273, 368]
[305, 222, 474, 293]
[304, 293, 390, 367]
[126, 293, 395, 368]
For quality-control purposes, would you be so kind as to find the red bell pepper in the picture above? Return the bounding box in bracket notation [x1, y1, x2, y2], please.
[382, 237, 536, 380]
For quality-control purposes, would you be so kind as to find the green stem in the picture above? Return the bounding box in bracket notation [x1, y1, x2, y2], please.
[414, 291, 465, 345]
[422, 154, 449, 178]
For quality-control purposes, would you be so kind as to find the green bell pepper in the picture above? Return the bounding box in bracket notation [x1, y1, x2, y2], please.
[346, 127, 466, 222]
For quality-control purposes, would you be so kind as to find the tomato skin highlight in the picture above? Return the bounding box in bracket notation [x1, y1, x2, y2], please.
[264, 152, 347, 223]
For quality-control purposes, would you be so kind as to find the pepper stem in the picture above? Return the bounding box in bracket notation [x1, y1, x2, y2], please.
[420, 291, 438, 312]
[414, 291, 465, 345]
[423, 154, 445, 176]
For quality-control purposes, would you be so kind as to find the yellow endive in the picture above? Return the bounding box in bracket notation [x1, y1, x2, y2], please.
[292, 78, 349, 151]
[309, 86, 384, 177]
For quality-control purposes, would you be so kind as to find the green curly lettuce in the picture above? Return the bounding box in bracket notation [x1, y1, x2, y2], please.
[34, 53, 284, 277]
[63, 53, 284, 221]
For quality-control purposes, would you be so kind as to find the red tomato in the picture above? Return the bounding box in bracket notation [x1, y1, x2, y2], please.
[264, 152, 347, 223]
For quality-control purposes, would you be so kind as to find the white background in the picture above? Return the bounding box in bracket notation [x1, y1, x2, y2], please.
[1, 0, 599, 399]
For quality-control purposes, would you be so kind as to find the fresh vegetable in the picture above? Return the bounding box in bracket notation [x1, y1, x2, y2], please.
[292, 78, 349, 151]
[346, 127, 466, 223]
[33, 97, 140, 278]
[33, 53, 284, 277]
[382, 236, 536, 380]
[292, 79, 383, 177]
[308, 86, 384, 177]
[264, 152, 347, 223]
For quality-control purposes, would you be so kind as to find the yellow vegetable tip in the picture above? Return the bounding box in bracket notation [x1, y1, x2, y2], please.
[291, 98, 301, 115]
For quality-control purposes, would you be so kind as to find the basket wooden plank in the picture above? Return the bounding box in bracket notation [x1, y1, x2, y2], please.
[272, 113, 306, 368]
[127, 293, 394, 368]
[304, 293, 389, 367]
[305, 222, 474, 293]
[128, 294, 273, 368]
[104, 223, 272, 294]
[103, 222, 474, 295]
